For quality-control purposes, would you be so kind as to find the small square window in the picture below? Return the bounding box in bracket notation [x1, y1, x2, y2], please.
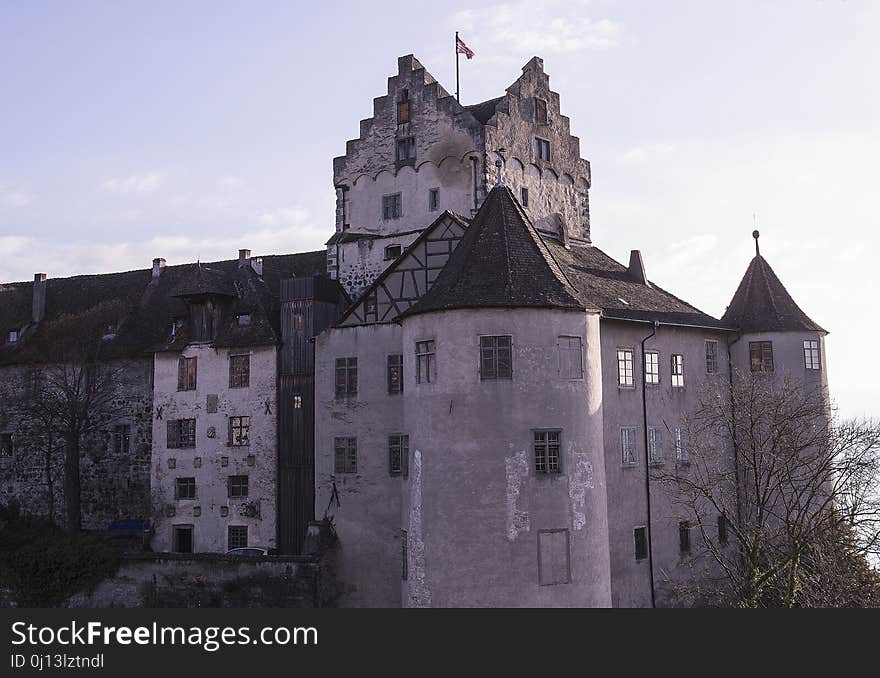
[7, 329, 19, 344]
[113, 424, 131, 456]
[167, 419, 196, 449]
[228, 416, 250, 447]
[228, 475, 249, 498]
[415, 340, 436, 384]
[175, 477, 196, 500]
[384, 244, 402, 260]
[237, 314, 251, 326]
[334, 437, 357, 474]
[396, 137, 416, 162]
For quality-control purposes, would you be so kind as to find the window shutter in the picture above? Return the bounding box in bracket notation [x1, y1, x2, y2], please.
[402, 440, 409, 479]
[167, 420, 178, 449]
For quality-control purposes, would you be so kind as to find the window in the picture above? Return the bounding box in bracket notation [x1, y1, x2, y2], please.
[102, 323, 118, 340]
[175, 477, 196, 500]
[617, 349, 634, 387]
[177, 356, 197, 391]
[644, 351, 660, 385]
[634, 526, 648, 561]
[396, 137, 416, 162]
[0, 433, 13, 458]
[397, 89, 410, 124]
[718, 514, 729, 545]
[237, 314, 251, 326]
[6, 329, 18, 344]
[228, 475, 249, 498]
[804, 339, 821, 370]
[382, 193, 402, 220]
[167, 419, 196, 449]
[293, 394, 302, 409]
[534, 430, 561, 474]
[334, 437, 357, 474]
[172, 525, 193, 554]
[558, 336, 583, 379]
[415, 340, 435, 384]
[113, 424, 131, 456]
[621, 427, 637, 466]
[705, 340, 718, 374]
[535, 97, 548, 125]
[674, 427, 688, 463]
[384, 244, 402, 260]
[535, 137, 551, 161]
[388, 434, 409, 476]
[429, 188, 439, 211]
[521, 187, 529, 207]
[387, 354, 404, 394]
[228, 526, 248, 550]
[401, 529, 408, 580]
[228, 416, 250, 447]
[679, 521, 691, 554]
[229, 354, 250, 388]
[749, 341, 774, 373]
[671, 354, 684, 388]
[335, 357, 358, 397]
[480, 335, 512, 380]
[648, 427, 662, 464]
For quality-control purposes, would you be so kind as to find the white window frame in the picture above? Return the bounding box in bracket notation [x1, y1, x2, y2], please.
[803, 339, 821, 370]
[674, 427, 688, 463]
[648, 427, 662, 464]
[644, 351, 660, 385]
[617, 348, 634, 388]
[671, 354, 684, 388]
[705, 340, 718, 374]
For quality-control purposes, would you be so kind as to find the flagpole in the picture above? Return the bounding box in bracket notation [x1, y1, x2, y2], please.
[455, 31, 460, 103]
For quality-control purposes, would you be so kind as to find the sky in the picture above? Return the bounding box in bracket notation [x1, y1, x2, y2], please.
[1, 0, 877, 419]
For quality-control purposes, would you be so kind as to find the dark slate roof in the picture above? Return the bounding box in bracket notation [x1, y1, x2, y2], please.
[547, 243, 732, 329]
[465, 96, 504, 125]
[401, 185, 586, 317]
[721, 254, 825, 333]
[398, 185, 730, 329]
[0, 251, 326, 365]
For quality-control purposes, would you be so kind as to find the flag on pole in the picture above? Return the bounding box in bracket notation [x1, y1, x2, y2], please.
[456, 35, 475, 59]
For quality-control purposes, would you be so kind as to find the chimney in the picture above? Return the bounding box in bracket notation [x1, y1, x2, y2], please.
[628, 250, 649, 285]
[151, 257, 166, 283]
[32, 273, 47, 324]
[251, 257, 263, 277]
[238, 249, 251, 268]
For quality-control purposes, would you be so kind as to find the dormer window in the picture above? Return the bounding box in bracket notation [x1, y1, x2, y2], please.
[397, 89, 410, 124]
[535, 97, 548, 125]
[237, 314, 251, 326]
[384, 244, 402, 260]
[6, 329, 18, 344]
[102, 323, 118, 340]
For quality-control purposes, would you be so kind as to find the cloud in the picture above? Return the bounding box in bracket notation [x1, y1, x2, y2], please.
[0, 183, 34, 208]
[0, 205, 326, 283]
[454, 0, 624, 61]
[99, 172, 163, 194]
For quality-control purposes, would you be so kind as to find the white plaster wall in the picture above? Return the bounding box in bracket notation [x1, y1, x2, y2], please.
[151, 343, 278, 553]
[400, 308, 611, 607]
[314, 322, 404, 607]
[599, 321, 735, 607]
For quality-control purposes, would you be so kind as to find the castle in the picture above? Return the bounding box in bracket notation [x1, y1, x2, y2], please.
[0, 55, 828, 607]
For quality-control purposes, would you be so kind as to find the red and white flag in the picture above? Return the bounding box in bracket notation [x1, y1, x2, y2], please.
[456, 35, 474, 59]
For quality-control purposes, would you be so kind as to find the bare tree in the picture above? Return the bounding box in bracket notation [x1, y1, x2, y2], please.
[659, 372, 880, 607]
[29, 302, 127, 532]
